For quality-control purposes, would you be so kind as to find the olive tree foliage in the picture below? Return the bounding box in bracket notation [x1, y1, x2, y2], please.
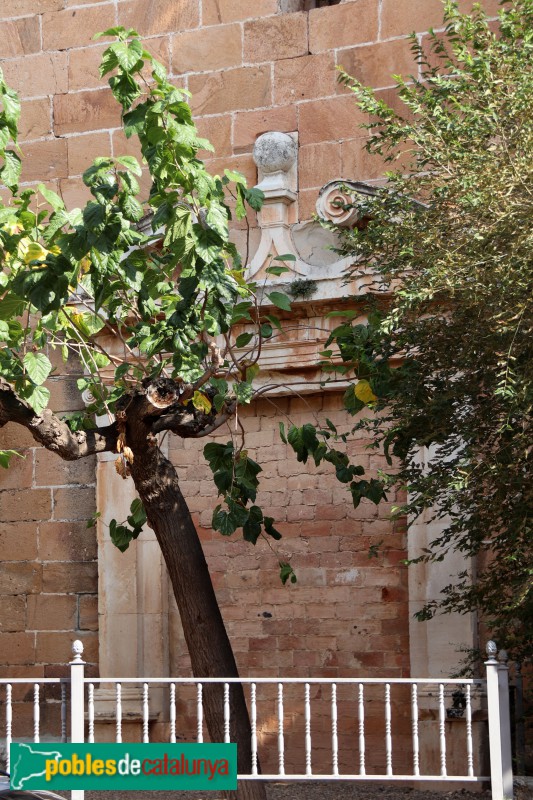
[325, 0, 532, 658]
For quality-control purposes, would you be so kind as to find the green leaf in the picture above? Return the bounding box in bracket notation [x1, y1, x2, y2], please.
[116, 155, 143, 176]
[212, 505, 238, 536]
[0, 449, 23, 469]
[1, 149, 21, 190]
[109, 519, 133, 553]
[128, 497, 147, 527]
[243, 187, 264, 211]
[37, 183, 65, 212]
[279, 562, 297, 585]
[266, 292, 291, 311]
[273, 254, 296, 262]
[224, 169, 246, 184]
[23, 352, 52, 385]
[235, 332, 253, 348]
[112, 39, 144, 71]
[264, 516, 282, 540]
[265, 266, 290, 276]
[120, 193, 144, 221]
[25, 385, 50, 415]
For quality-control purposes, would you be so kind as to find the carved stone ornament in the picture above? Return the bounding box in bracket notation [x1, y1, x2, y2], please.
[316, 180, 379, 227]
[248, 131, 307, 279]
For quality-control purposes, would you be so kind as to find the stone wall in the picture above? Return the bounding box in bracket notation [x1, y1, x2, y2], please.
[0, 359, 98, 737]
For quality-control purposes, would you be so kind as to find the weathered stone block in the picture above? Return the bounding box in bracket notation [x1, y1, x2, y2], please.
[0, 16, 40, 58]
[54, 89, 122, 136]
[36, 631, 98, 664]
[20, 138, 68, 182]
[202, 0, 277, 25]
[0, 563, 42, 594]
[0, 450, 33, 490]
[337, 38, 414, 91]
[298, 95, 368, 145]
[195, 115, 232, 158]
[274, 53, 336, 105]
[78, 594, 98, 631]
[0, 523, 38, 561]
[118, 0, 199, 36]
[309, 0, 378, 53]
[172, 23, 242, 74]
[53, 487, 95, 521]
[0, 596, 26, 632]
[0, 633, 35, 665]
[243, 12, 308, 63]
[39, 521, 97, 562]
[27, 594, 78, 631]
[189, 66, 271, 115]
[35, 451, 96, 488]
[299, 141, 342, 189]
[19, 98, 52, 142]
[0, 489, 51, 522]
[42, 562, 97, 594]
[3, 52, 67, 99]
[66, 132, 111, 176]
[42, 5, 115, 51]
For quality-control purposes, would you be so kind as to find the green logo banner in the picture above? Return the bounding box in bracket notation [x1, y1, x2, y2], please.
[10, 743, 237, 791]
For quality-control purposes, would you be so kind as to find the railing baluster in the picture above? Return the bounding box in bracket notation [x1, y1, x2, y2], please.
[116, 683, 122, 743]
[6, 684, 12, 774]
[88, 683, 95, 743]
[142, 683, 150, 743]
[466, 684, 473, 777]
[61, 681, 68, 743]
[385, 683, 392, 776]
[277, 683, 285, 777]
[358, 683, 365, 776]
[169, 683, 176, 744]
[439, 683, 447, 777]
[411, 683, 420, 776]
[223, 683, 230, 744]
[331, 683, 339, 776]
[251, 683, 258, 776]
[33, 683, 40, 743]
[304, 683, 312, 776]
[196, 683, 203, 743]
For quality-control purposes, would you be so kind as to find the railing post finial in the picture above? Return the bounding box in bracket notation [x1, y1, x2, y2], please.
[71, 640, 85, 664]
[486, 640, 498, 662]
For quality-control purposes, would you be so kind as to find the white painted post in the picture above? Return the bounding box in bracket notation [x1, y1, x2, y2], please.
[70, 640, 85, 800]
[497, 650, 513, 800]
[485, 641, 512, 800]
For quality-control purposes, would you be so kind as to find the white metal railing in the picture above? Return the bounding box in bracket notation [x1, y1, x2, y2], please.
[0, 641, 513, 800]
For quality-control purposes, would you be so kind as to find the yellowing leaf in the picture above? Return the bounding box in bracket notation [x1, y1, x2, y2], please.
[23, 242, 49, 265]
[16, 237, 30, 261]
[192, 391, 212, 414]
[354, 379, 377, 404]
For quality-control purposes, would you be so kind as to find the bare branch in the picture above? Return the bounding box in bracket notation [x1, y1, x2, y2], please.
[0, 378, 117, 460]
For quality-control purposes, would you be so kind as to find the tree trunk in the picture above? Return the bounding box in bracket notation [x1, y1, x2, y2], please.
[127, 420, 267, 800]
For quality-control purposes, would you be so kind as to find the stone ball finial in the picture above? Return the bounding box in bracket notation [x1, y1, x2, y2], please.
[253, 132, 297, 174]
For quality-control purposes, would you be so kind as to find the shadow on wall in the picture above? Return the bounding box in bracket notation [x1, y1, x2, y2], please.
[279, 0, 342, 11]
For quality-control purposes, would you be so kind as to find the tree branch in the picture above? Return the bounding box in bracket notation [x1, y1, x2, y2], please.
[0, 378, 117, 460]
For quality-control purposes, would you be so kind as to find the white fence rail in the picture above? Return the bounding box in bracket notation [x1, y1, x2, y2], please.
[1, 641, 513, 800]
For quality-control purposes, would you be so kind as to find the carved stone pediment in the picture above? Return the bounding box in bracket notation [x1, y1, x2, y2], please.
[248, 132, 378, 296]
